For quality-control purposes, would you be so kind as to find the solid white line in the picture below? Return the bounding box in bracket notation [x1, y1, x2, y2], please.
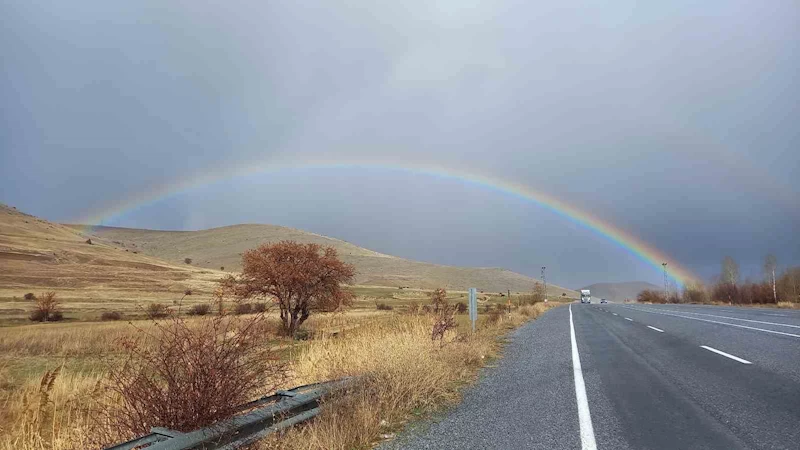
[569, 305, 597, 450]
[647, 326, 664, 333]
[620, 306, 800, 339]
[658, 309, 800, 329]
[624, 317, 633, 321]
[700, 346, 752, 364]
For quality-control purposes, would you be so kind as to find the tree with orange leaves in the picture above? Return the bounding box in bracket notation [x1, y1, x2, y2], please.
[238, 241, 356, 335]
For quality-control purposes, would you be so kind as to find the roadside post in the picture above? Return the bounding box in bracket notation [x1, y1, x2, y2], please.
[468, 288, 477, 332]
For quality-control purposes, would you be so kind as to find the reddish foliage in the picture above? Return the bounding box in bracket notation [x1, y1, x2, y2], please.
[238, 241, 355, 335]
[93, 304, 285, 445]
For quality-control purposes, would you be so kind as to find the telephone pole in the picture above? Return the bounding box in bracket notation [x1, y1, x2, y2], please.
[541, 266, 547, 302]
[662, 262, 668, 301]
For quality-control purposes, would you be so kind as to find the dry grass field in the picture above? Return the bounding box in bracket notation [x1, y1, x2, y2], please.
[0, 204, 571, 448]
[0, 298, 560, 449]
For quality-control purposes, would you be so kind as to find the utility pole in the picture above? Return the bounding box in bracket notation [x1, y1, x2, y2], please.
[541, 266, 547, 302]
[662, 262, 668, 301]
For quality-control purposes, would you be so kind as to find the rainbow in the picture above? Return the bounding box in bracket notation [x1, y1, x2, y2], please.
[76, 160, 697, 285]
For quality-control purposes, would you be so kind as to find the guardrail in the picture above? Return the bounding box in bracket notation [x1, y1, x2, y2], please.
[105, 378, 352, 450]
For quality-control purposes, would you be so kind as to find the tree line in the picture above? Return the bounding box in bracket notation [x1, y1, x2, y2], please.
[639, 254, 799, 305]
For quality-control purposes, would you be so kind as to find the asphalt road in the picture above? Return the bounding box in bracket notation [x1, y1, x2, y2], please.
[382, 303, 800, 450]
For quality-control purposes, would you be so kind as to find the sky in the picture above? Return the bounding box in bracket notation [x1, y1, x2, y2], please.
[1, 0, 798, 288]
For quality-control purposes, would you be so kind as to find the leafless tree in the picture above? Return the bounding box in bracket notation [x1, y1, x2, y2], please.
[721, 256, 739, 287]
[764, 254, 778, 303]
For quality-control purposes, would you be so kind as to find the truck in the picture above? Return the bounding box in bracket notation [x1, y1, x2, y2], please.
[580, 289, 591, 304]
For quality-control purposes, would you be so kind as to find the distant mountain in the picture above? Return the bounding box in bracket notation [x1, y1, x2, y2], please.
[580, 281, 661, 302]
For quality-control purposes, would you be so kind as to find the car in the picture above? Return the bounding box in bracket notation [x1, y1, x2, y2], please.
[600, 299, 608, 304]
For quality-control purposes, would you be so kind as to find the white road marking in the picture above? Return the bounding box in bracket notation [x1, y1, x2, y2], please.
[625, 317, 633, 321]
[569, 305, 597, 450]
[657, 309, 800, 329]
[700, 346, 752, 364]
[765, 313, 788, 317]
[621, 306, 800, 339]
[647, 326, 664, 333]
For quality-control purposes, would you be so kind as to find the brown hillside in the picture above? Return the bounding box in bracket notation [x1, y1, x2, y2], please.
[71, 223, 575, 295]
[0, 204, 222, 320]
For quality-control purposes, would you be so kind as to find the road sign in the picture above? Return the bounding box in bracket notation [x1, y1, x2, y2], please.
[468, 288, 477, 332]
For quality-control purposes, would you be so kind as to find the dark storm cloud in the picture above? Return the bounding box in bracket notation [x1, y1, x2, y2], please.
[1, 0, 798, 286]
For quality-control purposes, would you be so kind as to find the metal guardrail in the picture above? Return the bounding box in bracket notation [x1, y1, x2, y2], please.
[105, 378, 352, 450]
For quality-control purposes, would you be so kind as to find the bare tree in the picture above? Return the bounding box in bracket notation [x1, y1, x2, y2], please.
[30, 291, 61, 322]
[721, 256, 739, 287]
[237, 241, 355, 335]
[764, 254, 778, 303]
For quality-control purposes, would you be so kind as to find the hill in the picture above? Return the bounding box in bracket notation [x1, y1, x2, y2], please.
[68, 223, 575, 295]
[581, 281, 661, 302]
[0, 203, 224, 321]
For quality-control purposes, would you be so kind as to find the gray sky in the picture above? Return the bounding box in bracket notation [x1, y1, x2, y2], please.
[2, 0, 798, 287]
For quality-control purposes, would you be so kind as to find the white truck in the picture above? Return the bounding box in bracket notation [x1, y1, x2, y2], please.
[580, 289, 591, 304]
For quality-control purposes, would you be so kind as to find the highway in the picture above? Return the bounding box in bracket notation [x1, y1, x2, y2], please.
[383, 303, 800, 449]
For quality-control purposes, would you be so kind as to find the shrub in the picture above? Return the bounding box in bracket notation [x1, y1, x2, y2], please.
[23, 293, 35, 300]
[430, 288, 447, 313]
[184, 258, 192, 264]
[682, 283, 708, 304]
[486, 308, 504, 324]
[637, 289, 666, 304]
[252, 302, 268, 313]
[431, 304, 456, 343]
[146, 303, 168, 318]
[235, 303, 253, 315]
[220, 266, 225, 271]
[187, 304, 211, 316]
[101, 311, 123, 321]
[85, 238, 93, 244]
[183, 289, 192, 296]
[92, 297, 287, 444]
[454, 302, 467, 314]
[29, 291, 61, 322]
[376, 302, 394, 311]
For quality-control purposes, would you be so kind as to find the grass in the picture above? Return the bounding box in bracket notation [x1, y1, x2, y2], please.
[0, 294, 558, 450]
[258, 302, 555, 450]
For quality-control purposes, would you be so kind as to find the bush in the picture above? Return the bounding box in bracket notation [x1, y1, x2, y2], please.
[92, 299, 287, 444]
[637, 290, 666, 304]
[188, 304, 211, 316]
[454, 302, 467, 314]
[85, 238, 93, 244]
[682, 283, 708, 304]
[29, 291, 61, 322]
[486, 308, 504, 324]
[406, 301, 421, 315]
[376, 302, 394, 311]
[184, 258, 192, 264]
[183, 289, 192, 296]
[23, 293, 35, 300]
[235, 303, 253, 315]
[431, 304, 456, 343]
[252, 302, 268, 313]
[220, 266, 225, 271]
[430, 288, 447, 313]
[101, 311, 123, 321]
[146, 303, 168, 318]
